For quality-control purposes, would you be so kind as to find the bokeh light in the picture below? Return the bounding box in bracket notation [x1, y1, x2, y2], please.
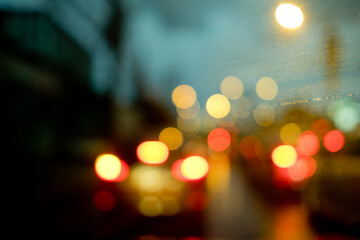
[177, 116, 201, 134]
[130, 165, 164, 193]
[327, 100, 360, 133]
[296, 131, 319, 157]
[273, 166, 291, 188]
[272, 145, 297, 168]
[256, 77, 278, 101]
[137, 141, 169, 164]
[323, 130, 345, 152]
[181, 156, 209, 181]
[334, 105, 359, 133]
[171, 84, 197, 109]
[231, 96, 252, 119]
[139, 196, 162, 217]
[254, 103, 275, 127]
[239, 135, 263, 160]
[171, 159, 186, 181]
[275, 3, 304, 29]
[113, 160, 129, 182]
[288, 158, 308, 182]
[161, 196, 180, 216]
[303, 156, 317, 178]
[206, 94, 231, 119]
[206, 153, 230, 192]
[94, 191, 116, 211]
[220, 76, 244, 100]
[159, 127, 183, 150]
[162, 173, 183, 193]
[182, 140, 208, 157]
[177, 100, 200, 119]
[311, 118, 330, 139]
[280, 123, 301, 145]
[95, 154, 122, 181]
[207, 128, 231, 152]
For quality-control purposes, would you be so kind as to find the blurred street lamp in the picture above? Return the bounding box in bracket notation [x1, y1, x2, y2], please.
[275, 3, 304, 29]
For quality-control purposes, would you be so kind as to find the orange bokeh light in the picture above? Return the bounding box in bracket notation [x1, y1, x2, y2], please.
[207, 128, 231, 152]
[137, 141, 169, 164]
[272, 145, 297, 168]
[323, 130, 345, 152]
[181, 156, 209, 181]
[239, 135, 262, 159]
[94, 191, 116, 211]
[303, 157, 316, 178]
[311, 118, 330, 139]
[288, 158, 308, 182]
[296, 131, 319, 157]
[95, 154, 122, 181]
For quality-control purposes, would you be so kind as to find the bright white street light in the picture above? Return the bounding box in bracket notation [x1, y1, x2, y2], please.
[276, 3, 304, 29]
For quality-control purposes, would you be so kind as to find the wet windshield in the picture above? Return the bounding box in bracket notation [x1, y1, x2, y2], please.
[1, 0, 359, 239]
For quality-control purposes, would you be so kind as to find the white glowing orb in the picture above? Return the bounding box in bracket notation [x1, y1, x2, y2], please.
[276, 4, 304, 29]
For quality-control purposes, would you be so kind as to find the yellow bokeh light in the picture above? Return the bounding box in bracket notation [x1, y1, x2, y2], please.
[256, 77, 278, 101]
[171, 84, 197, 109]
[280, 123, 301, 145]
[162, 173, 183, 193]
[130, 165, 164, 193]
[137, 141, 169, 164]
[177, 100, 200, 119]
[206, 94, 231, 119]
[95, 154, 121, 181]
[139, 196, 162, 217]
[181, 156, 209, 180]
[276, 3, 304, 29]
[161, 196, 180, 216]
[182, 140, 208, 157]
[206, 154, 230, 192]
[159, 127, 183, 150]
[253, 103, 275, 127]
[139, 169, 163, 193]
[272, 145, 297, 168]
[220, 76, 244, 100]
